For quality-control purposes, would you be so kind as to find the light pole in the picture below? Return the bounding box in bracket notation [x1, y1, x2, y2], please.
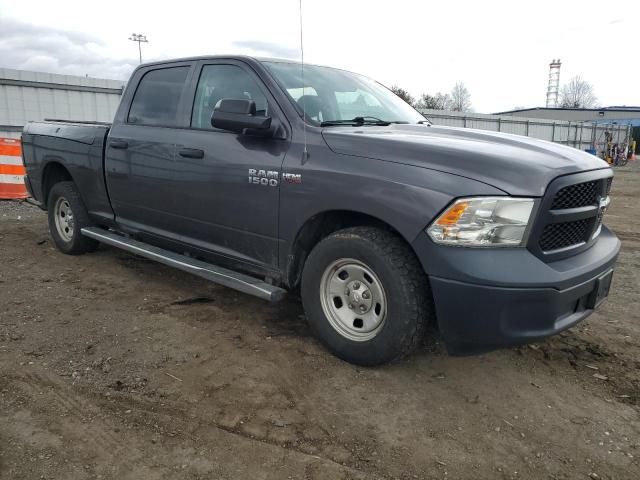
[128, 33, 148, 64]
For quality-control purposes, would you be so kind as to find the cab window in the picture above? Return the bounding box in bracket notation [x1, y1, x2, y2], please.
[191, 65, 268, 130]
[128, 66, 189, 126]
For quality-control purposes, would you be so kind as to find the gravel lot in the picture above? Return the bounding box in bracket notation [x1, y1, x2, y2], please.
[1, 163, 639, 480]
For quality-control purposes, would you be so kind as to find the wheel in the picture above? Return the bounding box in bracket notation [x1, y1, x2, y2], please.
[47, 181, 99, 255]
[301, 226, 433, 365]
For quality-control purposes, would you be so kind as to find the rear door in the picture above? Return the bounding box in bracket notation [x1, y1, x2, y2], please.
[168, 59, 290, 270]
[105, 62, 193, 234]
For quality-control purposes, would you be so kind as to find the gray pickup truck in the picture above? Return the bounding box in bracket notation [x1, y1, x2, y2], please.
[21, 56, 620, 365]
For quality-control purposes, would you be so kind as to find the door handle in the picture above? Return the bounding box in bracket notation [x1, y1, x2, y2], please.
[178, 148, 205, 159]
[110, 140, 128, 149]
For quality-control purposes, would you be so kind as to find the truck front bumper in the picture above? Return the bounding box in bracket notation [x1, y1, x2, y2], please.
[412, 226, 621, 355]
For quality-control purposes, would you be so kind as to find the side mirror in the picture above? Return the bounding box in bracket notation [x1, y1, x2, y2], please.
[211, 99, 272, 134]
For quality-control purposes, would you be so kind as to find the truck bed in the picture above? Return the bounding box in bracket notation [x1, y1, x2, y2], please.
[22, 121, 115, 224]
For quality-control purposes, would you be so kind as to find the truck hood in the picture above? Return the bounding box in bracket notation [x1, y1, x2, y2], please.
[321, 124, 610, 196]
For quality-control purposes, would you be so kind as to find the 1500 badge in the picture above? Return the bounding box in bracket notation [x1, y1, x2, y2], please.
[248, 169, 302, 186]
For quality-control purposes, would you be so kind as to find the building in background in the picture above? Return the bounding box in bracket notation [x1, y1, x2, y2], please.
[494, 106, 640, 153]
[0, 68, 125, 139]
[419, 108, 631, 158]
[493, 106, 640, 122]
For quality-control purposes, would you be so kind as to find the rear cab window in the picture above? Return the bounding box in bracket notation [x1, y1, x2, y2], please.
[128, 67, 190, 127]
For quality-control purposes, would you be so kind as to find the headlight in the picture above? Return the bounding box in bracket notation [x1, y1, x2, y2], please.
[427, 197, 535, 246]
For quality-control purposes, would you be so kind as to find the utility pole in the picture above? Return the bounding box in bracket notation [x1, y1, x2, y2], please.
[128, 33, 148, 64]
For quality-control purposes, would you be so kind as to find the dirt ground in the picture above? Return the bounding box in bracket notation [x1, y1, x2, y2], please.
[1, 165, 639, 480]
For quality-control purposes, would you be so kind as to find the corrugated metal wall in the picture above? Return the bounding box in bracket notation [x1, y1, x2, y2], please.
[0, 68, 125, 138]
[418, 109, 630, 154]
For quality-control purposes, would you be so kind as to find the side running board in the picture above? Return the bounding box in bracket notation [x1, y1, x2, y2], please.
[81, 227, 286, 302]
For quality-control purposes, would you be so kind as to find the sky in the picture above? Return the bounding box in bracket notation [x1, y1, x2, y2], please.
[0, 0, 638, 113]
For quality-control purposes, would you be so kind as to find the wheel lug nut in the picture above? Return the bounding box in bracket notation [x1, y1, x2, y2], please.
[348, 303, 354, 309]
[362, 291, 370, 299]
[359, 305, 367, 312]
[353, 282, 360, 290]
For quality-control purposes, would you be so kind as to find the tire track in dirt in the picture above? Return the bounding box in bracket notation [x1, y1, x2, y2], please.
[4, 368, 376, 479]
[94, 385, 379, 479]
[8, 370, 145, 466]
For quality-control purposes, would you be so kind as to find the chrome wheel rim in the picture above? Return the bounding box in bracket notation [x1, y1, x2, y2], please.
[319, 258, 387, 342]
[54, 196, 74, 242]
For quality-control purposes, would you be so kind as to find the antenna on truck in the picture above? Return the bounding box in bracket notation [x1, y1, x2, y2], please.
[299, 0, 308, 160]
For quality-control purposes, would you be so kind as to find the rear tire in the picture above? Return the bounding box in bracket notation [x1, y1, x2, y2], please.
[301, 226, 433, 366]
[47, 181, 99, 255]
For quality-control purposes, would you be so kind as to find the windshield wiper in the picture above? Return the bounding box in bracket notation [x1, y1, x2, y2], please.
[320, 116, 408, 127]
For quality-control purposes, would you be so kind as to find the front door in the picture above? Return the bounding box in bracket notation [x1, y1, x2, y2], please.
[167, 60, 290, 270]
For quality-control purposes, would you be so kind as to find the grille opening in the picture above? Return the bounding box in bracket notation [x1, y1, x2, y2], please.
[551, 181, 599, 209]
[539, 218, 595, 251]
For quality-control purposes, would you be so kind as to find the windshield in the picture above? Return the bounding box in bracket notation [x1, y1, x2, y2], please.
[262, 61, 427, 126]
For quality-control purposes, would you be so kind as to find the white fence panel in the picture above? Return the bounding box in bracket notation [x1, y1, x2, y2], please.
[527, 123, 553, 141]
[499, 121, 527, 136]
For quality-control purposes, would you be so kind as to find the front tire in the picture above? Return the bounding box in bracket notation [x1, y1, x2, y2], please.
[301, 226, 433, 365]
[47, 181, 98, 255]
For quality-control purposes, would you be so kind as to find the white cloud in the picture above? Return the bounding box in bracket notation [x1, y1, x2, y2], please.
[0, 17, 137, 79]
[1, 0, 639, 112]
[231, 40, 299, 60]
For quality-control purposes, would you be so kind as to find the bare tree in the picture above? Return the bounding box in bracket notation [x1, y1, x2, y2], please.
[417, 92, 452, 110]
[450, 82, 472, 112]
[390, 85, 415, 106]
[559, 76, 598, 108]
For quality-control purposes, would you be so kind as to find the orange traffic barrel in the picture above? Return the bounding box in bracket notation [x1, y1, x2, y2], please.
[0, 137, 28, 200]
